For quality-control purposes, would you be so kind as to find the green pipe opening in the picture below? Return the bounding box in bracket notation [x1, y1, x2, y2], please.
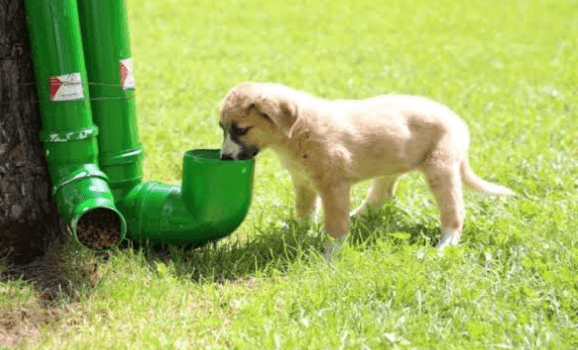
[25, 0, 127, 250]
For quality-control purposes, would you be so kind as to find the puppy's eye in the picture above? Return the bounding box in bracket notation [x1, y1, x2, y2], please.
[259, 112, 273, 124]
[234, 126, 252, 136]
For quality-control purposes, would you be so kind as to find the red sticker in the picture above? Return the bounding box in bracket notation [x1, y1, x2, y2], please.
[119, 58, 135, 90]
[50, 77, 61, 97]
[49, 73, 84, 102]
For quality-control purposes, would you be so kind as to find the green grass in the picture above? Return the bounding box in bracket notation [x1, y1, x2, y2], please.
[3, 0, 578, 348]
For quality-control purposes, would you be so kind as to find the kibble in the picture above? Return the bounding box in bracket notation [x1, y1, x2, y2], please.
[76, 208, 121, 250]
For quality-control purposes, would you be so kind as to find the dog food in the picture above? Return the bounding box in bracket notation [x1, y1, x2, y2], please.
[76, 208, 120, 249]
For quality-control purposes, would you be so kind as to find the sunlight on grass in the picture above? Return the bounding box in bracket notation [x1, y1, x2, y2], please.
[4, 0, 578, 348]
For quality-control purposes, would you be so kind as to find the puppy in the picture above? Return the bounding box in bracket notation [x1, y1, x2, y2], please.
[219, 82, 514, 258]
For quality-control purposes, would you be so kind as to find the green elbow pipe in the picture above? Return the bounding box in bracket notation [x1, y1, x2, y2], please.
[76, 0, 255, 244]
[25, 0, 126, 249]
[118, 150, 254, 245]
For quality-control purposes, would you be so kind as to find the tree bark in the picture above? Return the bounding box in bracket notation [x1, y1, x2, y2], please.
[0, 0, 65, 264]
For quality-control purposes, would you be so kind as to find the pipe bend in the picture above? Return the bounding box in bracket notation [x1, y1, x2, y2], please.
[38, 126, 128, 250]
[118, 181, 251, 246]
[118, 149, 255, 245]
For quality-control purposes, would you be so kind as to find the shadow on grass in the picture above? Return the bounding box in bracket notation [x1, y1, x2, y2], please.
[119, 200, 443, 284]
[348, 199, 440, 248]
[119, 221, 328, 284]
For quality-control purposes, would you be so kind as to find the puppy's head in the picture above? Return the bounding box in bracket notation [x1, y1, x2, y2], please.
[219, 83, 298, 160]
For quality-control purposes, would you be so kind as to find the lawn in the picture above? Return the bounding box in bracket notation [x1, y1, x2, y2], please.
[2, 0, 578, 348]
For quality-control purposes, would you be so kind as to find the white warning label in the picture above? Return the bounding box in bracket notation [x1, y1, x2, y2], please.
[49, 73, 84, 102]
[119, 58, 135, 90]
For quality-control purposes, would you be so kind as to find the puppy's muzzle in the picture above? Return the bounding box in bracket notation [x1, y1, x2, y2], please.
[221, 147, 260, 160]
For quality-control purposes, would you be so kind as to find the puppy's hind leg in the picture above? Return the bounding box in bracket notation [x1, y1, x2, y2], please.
[350, 176, 399, 217]
[423, 163, 465, 250]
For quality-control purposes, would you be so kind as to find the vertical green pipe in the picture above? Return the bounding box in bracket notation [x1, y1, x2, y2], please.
[76, 0, 144, 201]
[24, 0, 126, 249]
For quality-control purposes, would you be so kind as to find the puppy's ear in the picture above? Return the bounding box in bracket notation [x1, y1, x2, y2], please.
[249, 98, 298, 138]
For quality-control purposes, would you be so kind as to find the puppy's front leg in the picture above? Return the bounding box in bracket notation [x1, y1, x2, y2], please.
[319, 181, 351, 260]
[293, 180, 318, 224]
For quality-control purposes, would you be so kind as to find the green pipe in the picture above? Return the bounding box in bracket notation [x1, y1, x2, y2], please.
[24, 0, 126, 249]
[76, 0, 143, 201]
[119, 150, 254, 245]
[76, 0, 255, 245]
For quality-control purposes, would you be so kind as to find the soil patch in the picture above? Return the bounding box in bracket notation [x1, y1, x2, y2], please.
[1, 240, 100, 347]
[0, 307, 61, 348]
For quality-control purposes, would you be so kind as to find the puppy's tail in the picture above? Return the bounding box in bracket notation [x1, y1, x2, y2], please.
[460, 160, 515, 195]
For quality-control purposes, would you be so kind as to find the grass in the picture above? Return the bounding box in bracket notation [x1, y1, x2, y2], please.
[2, 0, 578, 348]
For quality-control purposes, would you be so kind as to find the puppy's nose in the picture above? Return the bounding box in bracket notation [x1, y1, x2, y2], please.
[220, 153, 234, 160]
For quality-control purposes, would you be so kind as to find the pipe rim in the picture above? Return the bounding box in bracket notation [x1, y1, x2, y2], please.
[185, 149, 254, 164]
[71, 206, 127, 251]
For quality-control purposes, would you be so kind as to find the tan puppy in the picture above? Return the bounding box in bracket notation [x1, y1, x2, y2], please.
[219, 82, 514, 257]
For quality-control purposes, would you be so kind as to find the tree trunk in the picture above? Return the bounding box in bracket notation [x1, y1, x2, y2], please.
[0, 0, 66, 264]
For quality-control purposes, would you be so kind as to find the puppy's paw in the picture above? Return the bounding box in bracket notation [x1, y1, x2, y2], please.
[350, 202, 375, 218]
[323, 242, 342, 262]
[436, 228, 461, 251]
[349, 208, 364, 218]
[323, 236, 347, 263]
